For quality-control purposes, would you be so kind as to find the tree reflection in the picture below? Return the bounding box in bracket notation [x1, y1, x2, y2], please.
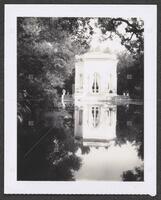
[116, 104, 144, 160]
[18, 107, 82, 181]
[122, 166, 144, 181]
[43, 108, 82, 180]
[18, 103, 144, 181]
[45, 127, 82, 180]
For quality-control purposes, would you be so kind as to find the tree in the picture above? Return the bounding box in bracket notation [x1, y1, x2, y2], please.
[117, 51, 143, 98]
[98, 18, 144, 58]
[17, 18, 93, 179]
[97, 18, 144, 99]
[17, 17, 93, 122]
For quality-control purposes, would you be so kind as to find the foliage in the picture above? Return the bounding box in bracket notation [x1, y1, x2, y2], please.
[117, 51, 143, 98]
[17, 18, 94, 180]
[98, 18, 144, 99]
[17, 17, 145, 181]
[122, 166, 144, 181]
[98, 17, 144, 58]
[17, 17, 93, 123]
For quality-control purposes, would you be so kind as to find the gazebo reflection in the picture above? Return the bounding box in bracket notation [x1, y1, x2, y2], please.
[74, 102, 117, 147]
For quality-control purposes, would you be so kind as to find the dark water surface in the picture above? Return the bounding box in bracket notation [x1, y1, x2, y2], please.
[17, 102, 144, 181]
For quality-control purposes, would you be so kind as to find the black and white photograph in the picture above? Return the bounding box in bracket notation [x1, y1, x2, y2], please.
[17, 16, 144, 182]
[4, 5, 156, 195]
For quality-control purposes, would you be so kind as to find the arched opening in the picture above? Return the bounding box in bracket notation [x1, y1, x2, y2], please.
[91, 106, 100, 127]
[92, 72, 100, 93]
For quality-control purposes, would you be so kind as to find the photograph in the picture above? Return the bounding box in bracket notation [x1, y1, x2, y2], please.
[17, 17, 144, 181]
[4, 5, 156, 195]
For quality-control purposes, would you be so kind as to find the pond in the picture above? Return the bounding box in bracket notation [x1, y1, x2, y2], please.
[17, 102, 144, 181]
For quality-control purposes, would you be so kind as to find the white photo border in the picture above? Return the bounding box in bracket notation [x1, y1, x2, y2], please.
[4, 4, 157, 196]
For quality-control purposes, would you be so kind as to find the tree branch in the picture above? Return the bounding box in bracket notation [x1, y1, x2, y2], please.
[111, 18, 144, 34]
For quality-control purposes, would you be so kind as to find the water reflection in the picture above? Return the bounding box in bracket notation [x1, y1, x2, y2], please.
[75, 103, 117, 147]
[18, 101, 144, 181]
[74, 102, 143, 181]
[74, 142, 143, 181]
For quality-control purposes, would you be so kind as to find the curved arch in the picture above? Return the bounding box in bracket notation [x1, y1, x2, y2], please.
[92, 72, 100, 93]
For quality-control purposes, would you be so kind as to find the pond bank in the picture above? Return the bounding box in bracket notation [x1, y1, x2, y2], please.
[63, 94, 143, 106]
